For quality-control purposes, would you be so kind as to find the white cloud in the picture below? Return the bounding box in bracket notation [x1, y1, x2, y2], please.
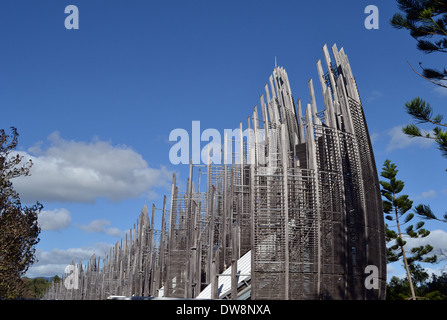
[105, 227, 122, 237]
[432, 81, 447, 97]
[366, 90, 384, 103]
[410, 228, 447, 276]
[432, 86, 447, 96]
[404, 229, 447, 257]
[414, 189, 439, 200]
[370, 132, 380, 145]
[387, 229, 447, 280]
[26, 244, 113, 278]
[38, 208, 72, 231]
[80, 219, 122, 237]
[386, 264, 396, 276]
[80, 219, 110, 233]
[423, 265, 447, 277]
[386, 125, 434, 152]
[12, 132, 173, 203]
[37, 247, 98, 265]
[421, 189, 437, 199]
[26, 263, 70, 279]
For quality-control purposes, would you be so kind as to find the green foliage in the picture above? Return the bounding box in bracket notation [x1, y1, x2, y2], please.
[391, 0, 447, 82]
[414, 203, 447, 222]
[387, 272, 447, 300]
[0, 127, 43, 299]
[404, 97, 436, 124]
[402, 97, 447, 158]
[391, 1, 447, 163]
[387, 276, 412, 300]
[380, 160, 435, 263]
[380, 159, 437, 299]
[410, 245, 437, 263]
[53, 275, 61, 284]
[380, 159, 413, 221]
[21, 277, 52, 299]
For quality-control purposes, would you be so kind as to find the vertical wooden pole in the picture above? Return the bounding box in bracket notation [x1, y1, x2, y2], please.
[308, 78, 322, 126]
[211, 247, 219, 299]
[208, 185, 216, 283]
[165, 174, 176, 297]
[250, 111, 257, 300]
[185, 160, 193, 298]
[305, 104, 322, 297]
[147, 204, 155, 296]
[156, 195, 167, 296]
[222, 144, 228, 270]
[281, 123, 290, 300]
[260, 94, 270, 146]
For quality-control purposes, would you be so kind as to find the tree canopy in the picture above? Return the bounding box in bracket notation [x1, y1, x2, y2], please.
[391, 0, 447, 162]
[0, 127, 42, 299]
[391, 0, 447, 85]
[380, 159, 437, 300]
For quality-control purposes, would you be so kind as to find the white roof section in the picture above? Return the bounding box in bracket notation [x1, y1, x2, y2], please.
[196, 250, 251, 299]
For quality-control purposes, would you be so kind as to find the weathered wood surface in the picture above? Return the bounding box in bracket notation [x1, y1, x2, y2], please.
[44, 44, 386, 300]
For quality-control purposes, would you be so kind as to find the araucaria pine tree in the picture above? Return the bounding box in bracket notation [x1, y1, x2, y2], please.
[380, 159, 437, 300]
[391, 0, 447, 162]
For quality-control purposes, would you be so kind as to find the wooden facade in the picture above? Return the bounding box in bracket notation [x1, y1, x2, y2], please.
[44, 44, 386, 300]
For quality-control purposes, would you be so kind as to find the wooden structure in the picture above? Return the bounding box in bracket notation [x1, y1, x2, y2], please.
[43, 44, 386, 300]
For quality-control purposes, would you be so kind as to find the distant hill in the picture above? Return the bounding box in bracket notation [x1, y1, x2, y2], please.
[21, 276, 60, 299]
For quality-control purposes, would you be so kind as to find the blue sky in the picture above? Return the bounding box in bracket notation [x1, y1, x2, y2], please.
[0, 1, 445, 281]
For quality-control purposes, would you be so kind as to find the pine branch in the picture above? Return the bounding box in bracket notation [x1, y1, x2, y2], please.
[415, 204, 447, 222]
[404, 97, 447, 127]
[407, 61, 447, 88]
[402, 124, 423, 137]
